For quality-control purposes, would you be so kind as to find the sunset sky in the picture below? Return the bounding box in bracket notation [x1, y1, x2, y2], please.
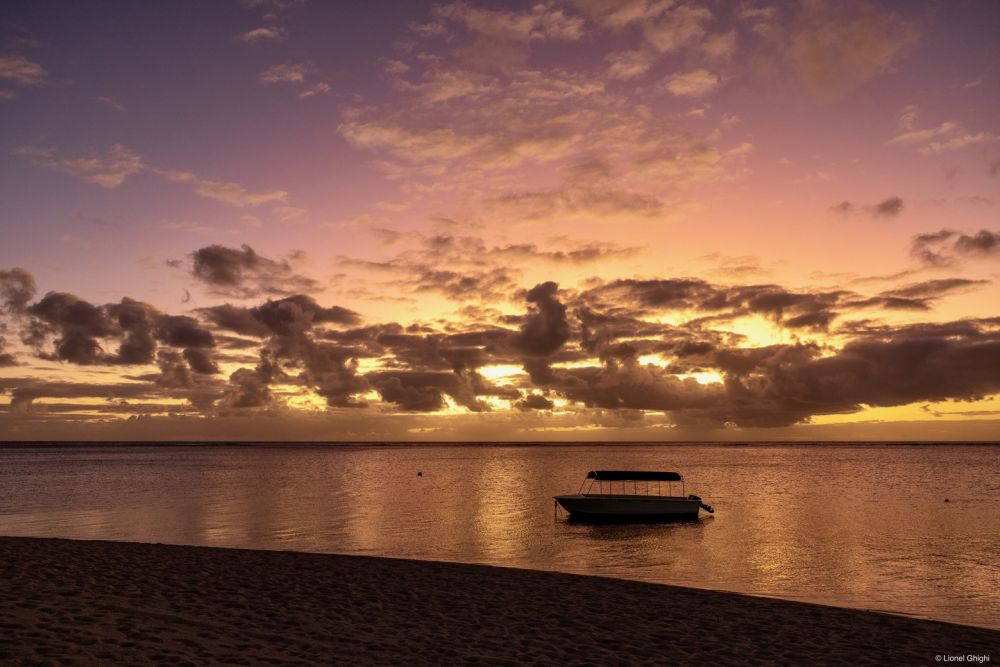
[1, 0, 999, 441]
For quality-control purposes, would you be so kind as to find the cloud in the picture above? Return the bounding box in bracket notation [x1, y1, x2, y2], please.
[259, 62, 330, 99]
[248, 295, 361, 334]
[664, 68, 720, 97]
[701, 253, 768, 279]
[512, 282, 571, 357]
[15, 144, 144, 188]
[888, 105, 999, 155]
[242, 0, 304, 10]
[785, 0, 920, 98]
[701, 30, 736, 59]
[955, 231, 1000, 257]
[0, 55, 46, 86]
[911, 229, 1000, 266]
[207, 296, 367, 410]
[260, 62, 307, 84]
[643, 5, 712, 53]
[433, 1, 586, 46]
[516, 393, 554, 410]
[570, 0, 673, 29]
[93, 96, 126, 112]
[879, 279, 988, 302]
[0, 336, 17, 366]
[6, 250, 1000, 430]
[843, 279, 991, 311]
[156, 314, 215, 349]
[16, 145, 287, 206]
[409, 267, 518, 302]
[1, 378, 163, 411]
[198, 304, 273, 338]
[391, 68, 498, 104]
[339, 35, 748, 220]
[237, 26, 288, 43]
[25, 292, 114, 364]
[831, 196, 903, 218]
[189, 244, 321, 299]
[369, 371, 476, 412]
[920, 132, 999, 155]
[155, 169, 287, 207]
[871, 196, 903, 218]
[0, 268, 37, 313]
[298, 83, 330, 99]
[183, 348, 220, 375]
[487, 187, 664, 221]
[105, 298, 161, 364]
[523, 314, 1000, 428]
[580, 278, 848, 332]
[338, 233, 638, 302]
[223, 365, 275, 409]
[605, 49, 658, 80]
[13, 285, 220, 374]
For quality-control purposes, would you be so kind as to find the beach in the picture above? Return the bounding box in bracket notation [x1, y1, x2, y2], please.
[1, 537, 996, 665]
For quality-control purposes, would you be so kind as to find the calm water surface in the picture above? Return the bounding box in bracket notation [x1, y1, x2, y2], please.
[1, 443, 998, 629]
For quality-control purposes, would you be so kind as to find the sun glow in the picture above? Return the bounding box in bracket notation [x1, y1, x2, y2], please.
[637, 355, 724, 385]
[550, 359, 601, 370]
[478, 364, 525, 384]
[638, 354, 670, 368]
[284, 391, 329, 412]
[676, 370, 725, 385]
[724, 315, 793, 348]
[481, 396, 513, 411]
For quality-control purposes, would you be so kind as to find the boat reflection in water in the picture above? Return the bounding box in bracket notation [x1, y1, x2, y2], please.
[554, 470, 715, 523]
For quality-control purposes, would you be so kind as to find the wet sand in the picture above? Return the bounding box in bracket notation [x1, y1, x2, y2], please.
[1, 536, 996, 665]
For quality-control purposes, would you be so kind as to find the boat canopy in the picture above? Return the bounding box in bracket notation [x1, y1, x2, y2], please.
[586, 470, 683, 481]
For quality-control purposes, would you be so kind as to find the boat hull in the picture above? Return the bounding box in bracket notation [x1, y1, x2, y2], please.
[554, 494, 702, 521]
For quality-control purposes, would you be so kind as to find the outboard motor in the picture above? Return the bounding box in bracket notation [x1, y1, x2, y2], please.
[689, 494, 714, 514]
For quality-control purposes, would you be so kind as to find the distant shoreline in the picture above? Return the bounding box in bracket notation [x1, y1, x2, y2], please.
[1, 536, 996, 664]
[2, 439, 999, 447]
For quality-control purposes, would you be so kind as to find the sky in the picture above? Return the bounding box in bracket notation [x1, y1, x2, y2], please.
[1, 0, 999, 441]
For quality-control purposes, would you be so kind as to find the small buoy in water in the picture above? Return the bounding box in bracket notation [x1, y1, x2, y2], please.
[944, 498, 949, 502]
[417, 471, 423, 476]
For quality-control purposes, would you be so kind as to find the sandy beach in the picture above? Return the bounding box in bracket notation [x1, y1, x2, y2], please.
[1, 536, 996, 665]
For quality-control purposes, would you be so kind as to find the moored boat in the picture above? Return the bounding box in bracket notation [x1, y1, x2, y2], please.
[554, 470, 714, 521]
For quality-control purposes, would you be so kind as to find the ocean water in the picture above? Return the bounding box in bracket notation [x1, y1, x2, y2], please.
[1, 442, 998, 629]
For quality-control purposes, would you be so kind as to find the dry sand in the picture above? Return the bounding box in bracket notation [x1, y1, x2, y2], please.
[1, 536, 996, 665]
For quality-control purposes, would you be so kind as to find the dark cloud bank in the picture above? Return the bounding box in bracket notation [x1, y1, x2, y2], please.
[2, 239, 1000, 432]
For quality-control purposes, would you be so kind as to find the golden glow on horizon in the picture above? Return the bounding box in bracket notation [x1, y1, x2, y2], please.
[810, 396, 1000, 425]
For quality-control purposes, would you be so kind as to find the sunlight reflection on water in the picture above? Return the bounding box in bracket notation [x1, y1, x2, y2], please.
[0, 442, 998, 628]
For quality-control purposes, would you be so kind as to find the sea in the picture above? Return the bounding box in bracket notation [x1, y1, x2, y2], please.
[1, 442, 998, 629]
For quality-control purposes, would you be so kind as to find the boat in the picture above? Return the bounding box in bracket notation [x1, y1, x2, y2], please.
[554, 470, 714, 521]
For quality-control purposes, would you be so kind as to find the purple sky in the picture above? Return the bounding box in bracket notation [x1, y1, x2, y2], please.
[2, 0, 1000, 440]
